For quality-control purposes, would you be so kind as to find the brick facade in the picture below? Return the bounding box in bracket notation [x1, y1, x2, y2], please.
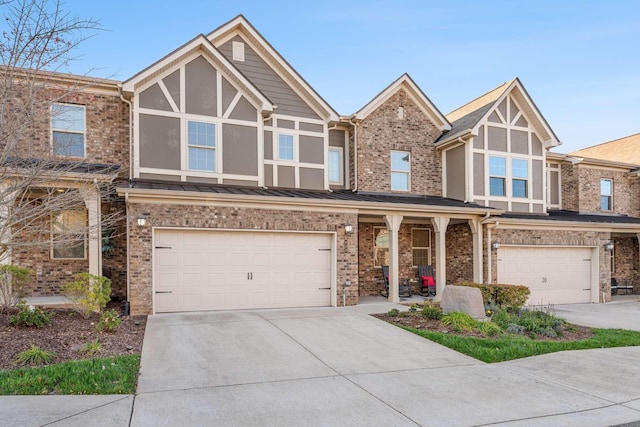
[612, 236, 639, 290]
[445, 223, 474, 284]
[356, 89, 443, 195]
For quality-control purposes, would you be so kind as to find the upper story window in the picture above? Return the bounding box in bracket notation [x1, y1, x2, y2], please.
[511, 159, 529, 198]
[489, 156, 506, 196]
[278, 134, 294, 161]
[51, 209, 86, 259]
[51, 104, 85, 158]
[601, 179, 613, 211]
[391, 151, 410, 191]
[328, 147, 343, 185]
[188, 121, 216, 171]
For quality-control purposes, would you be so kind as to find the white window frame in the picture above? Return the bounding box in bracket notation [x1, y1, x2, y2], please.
[328, 147, 344, 185]
[51, 209, 87, 260]
[51, 103, 86, 158]
[601, 178, 613, 211]
[489, 155, 507, 197]
[187, 120, 217, 172]
[411, 228, 432, 267]
[390, 150, 410, 192]
[511, 158, 529, 198]
[278, 133, 295, 161]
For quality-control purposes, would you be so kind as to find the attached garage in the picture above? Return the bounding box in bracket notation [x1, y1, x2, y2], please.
[153, 229, 334, 313]
[497, 246, 597, 305]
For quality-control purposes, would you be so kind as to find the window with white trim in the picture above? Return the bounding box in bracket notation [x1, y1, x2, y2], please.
[188, 121, 216, 171]
[51, 209, 86, 259]
[489, 156, 506, 196]
[51, 104, 85, 157]
[601, 179, 613, 211]
[278, 134, 294, 161]
[373, 227, 389, 267]
[511, 158, 529, 198]
[391, 151, 410, 191]
[412, 228, 431, 267]
[328, 147, 343, 185]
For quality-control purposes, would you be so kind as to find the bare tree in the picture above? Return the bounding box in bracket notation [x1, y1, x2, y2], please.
[0, 0, 122, 264]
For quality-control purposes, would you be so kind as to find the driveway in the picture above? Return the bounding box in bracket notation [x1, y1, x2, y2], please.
[130, 302, 640, 426]
[555, 297, 640, 331]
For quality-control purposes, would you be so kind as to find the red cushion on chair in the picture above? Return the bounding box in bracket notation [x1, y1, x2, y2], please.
[421, 275, 435, 287]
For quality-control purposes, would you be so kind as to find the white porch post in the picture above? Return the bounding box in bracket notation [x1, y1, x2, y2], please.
[468, 219, 483, 283]
[431, 216, 450, 302]
[81, 187, 102, 277]
[384, 214, 403, 303]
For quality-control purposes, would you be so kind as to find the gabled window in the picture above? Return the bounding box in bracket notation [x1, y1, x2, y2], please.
[489, 156, 506, 196]
[412, 228, 431, 267]
[391, 151, 410, 191]
[51, 104, 85, 157]
[278, 134, 294, 161]
[601, 179, 613, 211]
[51, 209, 86, 259]
[511, 159, 529, 198]
[328, 147, 343, 185]
[188, 121, 216, 171]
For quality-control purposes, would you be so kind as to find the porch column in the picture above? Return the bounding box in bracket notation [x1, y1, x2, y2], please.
[384, 214, 403, 303]
[431, 216, 449, 302]
[468, 219, 483, 283]
[81, 187, 102, 277]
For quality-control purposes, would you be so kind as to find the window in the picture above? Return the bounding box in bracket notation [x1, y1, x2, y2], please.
[373, 227, 389, 267]
[412, 228, 431, 267]
[188, 121, 216, 171]
[278, 134, 294, 160]
[601, 179, 613, 211]
[51, 209, 86, 259]
[511, 159, 529, 198]
[391, 151, 410, 191]
[489, 156, 506, 196]
[328, 147, 343, 184]
[52, 104, 85, 157]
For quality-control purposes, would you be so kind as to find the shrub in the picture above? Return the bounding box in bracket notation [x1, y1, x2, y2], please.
[477, 321, 504, 336]
[9, 305, 52, 327]
[441, 312, 479, 332]
[61, 273, 111, 318]
[14, 345, 56, 366]
[421, 303, 443, 320]
[97, 309, 121, 332]
[388, 308, 400, 316]
[506, 323, 526, 335]
[492, 306, 566, 337]
[0, 265, 34, 312]
[455, 282, 530, 308]
[80, 339, 102, 356]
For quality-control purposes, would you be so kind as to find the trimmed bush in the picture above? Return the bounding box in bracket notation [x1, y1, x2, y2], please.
[454, 282, 530, 308]
[9, 305, 52, 327]
[62, 273, 111, 318]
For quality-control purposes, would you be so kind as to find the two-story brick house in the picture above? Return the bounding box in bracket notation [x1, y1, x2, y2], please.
[6, 15, 640, 315]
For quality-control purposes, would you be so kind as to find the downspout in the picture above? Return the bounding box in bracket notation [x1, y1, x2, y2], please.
[119, 84, 133, 315]
[349, 116, 358, 192]
[118, 85, 133, 181]
[124, 192, 131, 316]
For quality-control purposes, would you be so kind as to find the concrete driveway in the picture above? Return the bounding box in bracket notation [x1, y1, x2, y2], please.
[555, 297, 640, 331]
[129, 302, 640, 427]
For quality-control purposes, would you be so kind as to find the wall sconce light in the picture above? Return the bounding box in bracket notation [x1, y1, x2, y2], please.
[491, 241, 501, 250]
[604, 241, 614, 252]
[137, 215, 147, 227]
[344, 222, 353, 234]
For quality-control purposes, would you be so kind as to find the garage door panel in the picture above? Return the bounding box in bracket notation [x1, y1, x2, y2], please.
[154, 230, 332, 312]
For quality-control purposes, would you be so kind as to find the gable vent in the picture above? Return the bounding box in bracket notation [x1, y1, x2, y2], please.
[232, 41, 245, 62]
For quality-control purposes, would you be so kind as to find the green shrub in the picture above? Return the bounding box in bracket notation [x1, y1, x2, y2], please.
[97, 309, 121, 332]
[454, 282, 530, 308]
[388, 308, 400, 316]
[421, 303, 443, 320]
[80, 339, 102, 356]
[61, 273, 111, 318]
[9, 305, 52, 327]
[492, 306, 566, 337]
[441, 312, 479, 332]
[0, 265, 34, 312]
[477, 321, 504, 337]
[14, 345, 56, 366]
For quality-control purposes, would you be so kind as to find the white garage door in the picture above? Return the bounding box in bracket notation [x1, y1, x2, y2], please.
[154, 229, 333, 313]
[497, 246, 594, 305]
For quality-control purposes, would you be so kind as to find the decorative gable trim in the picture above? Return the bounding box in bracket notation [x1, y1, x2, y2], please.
[354, 74, 451, 131]
[207, 15, 339, 123]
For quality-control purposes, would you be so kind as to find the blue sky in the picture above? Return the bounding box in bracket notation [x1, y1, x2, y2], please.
[50, 1, 640, 153]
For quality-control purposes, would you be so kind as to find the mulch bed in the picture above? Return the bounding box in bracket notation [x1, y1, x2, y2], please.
[0, 301, 147, 371]
[373, 313, 595, 341]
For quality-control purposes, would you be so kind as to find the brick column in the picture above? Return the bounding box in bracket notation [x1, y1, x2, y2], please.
[431, 216, 450, 302]
[384, 214, 403, 303]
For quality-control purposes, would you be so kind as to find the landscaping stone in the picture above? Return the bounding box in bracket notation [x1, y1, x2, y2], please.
[441, 285, 486, 319]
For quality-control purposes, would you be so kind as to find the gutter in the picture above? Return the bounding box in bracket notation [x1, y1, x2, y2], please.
[118, 85, 134, 181]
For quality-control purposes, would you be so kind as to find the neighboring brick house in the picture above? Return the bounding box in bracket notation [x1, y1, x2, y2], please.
[4, 15, 640, 315]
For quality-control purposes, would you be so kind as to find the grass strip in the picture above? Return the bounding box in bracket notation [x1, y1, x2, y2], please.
[0, 355, 139, 395]
[403, 327, 640, 363]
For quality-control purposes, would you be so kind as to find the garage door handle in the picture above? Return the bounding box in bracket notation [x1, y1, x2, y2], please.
[318, 248, 331, 251]
[155, 246, 172, 249]
[318, 287, 330, 290]
[155, 291, 172, 294]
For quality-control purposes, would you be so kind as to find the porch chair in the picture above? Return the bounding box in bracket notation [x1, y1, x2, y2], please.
[417, 265, 436, 297]
[381, 265, 411, 298]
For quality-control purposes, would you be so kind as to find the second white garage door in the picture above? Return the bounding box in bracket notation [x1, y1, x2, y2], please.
[497, 246, 594, 305]
[154, 229, 333, 313]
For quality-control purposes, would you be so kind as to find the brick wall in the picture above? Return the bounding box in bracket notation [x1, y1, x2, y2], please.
[356, 89, 443, 195]
[128, 203, 359, 315]
[101, 201, 127, 299]
[612, 236, 639, 290]
[560, 163, 579, 212]
[445, 223, 474, 284]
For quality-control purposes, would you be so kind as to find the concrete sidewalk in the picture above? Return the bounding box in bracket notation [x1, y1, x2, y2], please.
[3, 300, 640, 426]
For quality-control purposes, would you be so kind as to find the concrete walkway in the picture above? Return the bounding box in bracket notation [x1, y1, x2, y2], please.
[3, 299, 640, 426]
